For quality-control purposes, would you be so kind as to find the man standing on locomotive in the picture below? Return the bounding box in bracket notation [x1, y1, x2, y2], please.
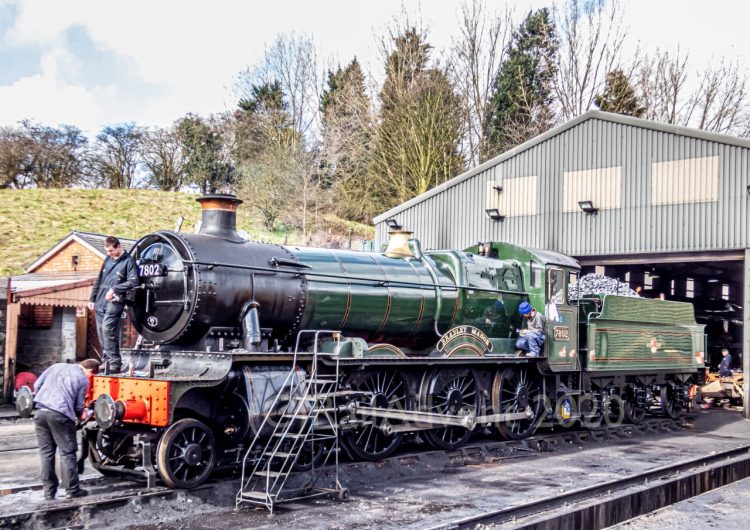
[516, 302, 545, 357]
[87, 236, 139, 373]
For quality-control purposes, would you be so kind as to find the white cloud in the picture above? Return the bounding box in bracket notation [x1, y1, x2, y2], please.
[0, 73, 103, 130]
[2, 0, 750, 134]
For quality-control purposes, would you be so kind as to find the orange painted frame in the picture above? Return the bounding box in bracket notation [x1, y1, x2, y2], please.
[91, 377, 171, 427]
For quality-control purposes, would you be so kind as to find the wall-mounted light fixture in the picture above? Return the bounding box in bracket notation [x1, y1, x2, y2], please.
[385, 218, 402, 230]
[578, 200, 599, 215]
[485, 208, 505, 221]
[492, 184, 503, 192]
[746, 184, 750, 196]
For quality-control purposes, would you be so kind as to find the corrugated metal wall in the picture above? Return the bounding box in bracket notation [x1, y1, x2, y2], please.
[375, 115, 750, 256]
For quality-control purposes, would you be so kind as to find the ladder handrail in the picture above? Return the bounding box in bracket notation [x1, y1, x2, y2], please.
[237, 329, 342, 511]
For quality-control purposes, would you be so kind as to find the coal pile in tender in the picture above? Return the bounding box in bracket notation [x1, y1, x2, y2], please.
[569, 273, 639, 299]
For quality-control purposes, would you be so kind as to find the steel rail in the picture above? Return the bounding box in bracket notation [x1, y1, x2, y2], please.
[427, 442, 750, 530]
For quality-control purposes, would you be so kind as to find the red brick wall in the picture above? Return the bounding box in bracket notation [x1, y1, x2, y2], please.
[34, 240, 103, 273]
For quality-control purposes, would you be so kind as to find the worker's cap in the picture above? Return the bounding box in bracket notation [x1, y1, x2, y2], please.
[519, 302, 532, 315]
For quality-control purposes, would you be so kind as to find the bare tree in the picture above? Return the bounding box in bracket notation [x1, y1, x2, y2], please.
[86, 124, 144, 189]
[236, 144, 298, 231]
[0, 126, 33, 188]
[235, 33, 322, 144]
[553, 0, 629, 121]
[636, 48, 692, 125]
[689, 60, 750, 136]
[141, 126, 185, 191]
[449, 0, 514, 166]
[0, 121, 87, 188]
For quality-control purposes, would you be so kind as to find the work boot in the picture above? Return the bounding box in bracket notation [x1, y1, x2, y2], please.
[65, 488, 89, 499]
[44, 489, 56, 500]
[108, 363, 121, 374]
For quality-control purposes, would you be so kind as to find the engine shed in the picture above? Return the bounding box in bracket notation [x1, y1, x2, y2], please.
[373, 110, 750, 418]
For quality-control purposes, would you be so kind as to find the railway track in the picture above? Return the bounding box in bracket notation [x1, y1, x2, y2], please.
[0, 416, 688, 529]
[427, 442, 750, 530]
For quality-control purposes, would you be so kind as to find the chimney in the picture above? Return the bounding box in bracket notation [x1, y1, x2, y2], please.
[196, 194, 244, 241]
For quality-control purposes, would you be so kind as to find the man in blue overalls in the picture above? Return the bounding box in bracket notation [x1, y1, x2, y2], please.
[516, 302, 546, 357]
[87, 236, 139, 373]
[719, 348, 733, 377]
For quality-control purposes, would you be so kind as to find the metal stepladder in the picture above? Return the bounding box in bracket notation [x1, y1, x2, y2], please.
[236, 330, 348, 514]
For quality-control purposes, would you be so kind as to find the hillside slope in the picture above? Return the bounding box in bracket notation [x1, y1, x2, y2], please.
[0, 189, 374, 276]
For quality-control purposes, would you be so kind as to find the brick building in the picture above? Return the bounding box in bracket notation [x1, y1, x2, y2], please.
[1, 232, 136, 402]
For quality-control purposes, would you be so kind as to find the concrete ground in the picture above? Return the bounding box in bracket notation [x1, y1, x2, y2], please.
[1, 409, 749, 528]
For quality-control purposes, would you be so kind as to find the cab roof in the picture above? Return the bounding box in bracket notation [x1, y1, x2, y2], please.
[478, 242, 580, 269]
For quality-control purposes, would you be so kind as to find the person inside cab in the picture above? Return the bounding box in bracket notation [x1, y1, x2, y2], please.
[516, 302, 545, 357]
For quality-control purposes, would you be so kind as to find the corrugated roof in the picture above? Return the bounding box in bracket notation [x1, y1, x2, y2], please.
[11, 272, 98, 294]
[373, 110, 750, 223]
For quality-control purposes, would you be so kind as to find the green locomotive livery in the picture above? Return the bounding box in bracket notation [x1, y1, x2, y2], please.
[77, 195, 703, 489]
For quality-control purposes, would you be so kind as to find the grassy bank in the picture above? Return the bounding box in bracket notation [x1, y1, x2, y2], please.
[0, 189, 374, 276]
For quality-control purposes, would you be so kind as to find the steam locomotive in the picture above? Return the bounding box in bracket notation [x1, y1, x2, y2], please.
[77, 194, 704, 489]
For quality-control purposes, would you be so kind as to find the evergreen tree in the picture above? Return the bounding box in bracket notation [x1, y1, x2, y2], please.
[372, 28, 463, 211]
[234, 81, 299, 163]
[484, 9, 558, 158]
[320, 59, 376, 221]
[176, 114, 234, 194]
[594, 69, 646, 117]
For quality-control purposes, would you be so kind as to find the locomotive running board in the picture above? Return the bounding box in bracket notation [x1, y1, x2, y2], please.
[354, 406, 534, 434]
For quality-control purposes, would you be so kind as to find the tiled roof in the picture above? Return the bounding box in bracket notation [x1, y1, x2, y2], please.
[25, 231, 137, 273]
[71, 231, 136, 254]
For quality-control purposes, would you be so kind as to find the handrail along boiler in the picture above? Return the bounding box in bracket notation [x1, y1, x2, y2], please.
[82, 194, 705, 488]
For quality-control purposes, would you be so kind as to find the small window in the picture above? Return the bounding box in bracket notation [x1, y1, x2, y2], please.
[530, 261, 543, 288]
[500, 268, 520, 291]
[670, 279, 675, 296]
[548, 268, 565, 304]
[722, 284, 730, 301]
[569, 271, 578, 287]
[644, 273, 653, 289]
[686, 278, 694, 299]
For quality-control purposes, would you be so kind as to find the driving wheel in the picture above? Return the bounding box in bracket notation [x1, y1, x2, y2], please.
[493, 367, 544, 440]
[342, 370, 408, 461]
[419, 369, 479, 450]
[156, 418, 216, 488]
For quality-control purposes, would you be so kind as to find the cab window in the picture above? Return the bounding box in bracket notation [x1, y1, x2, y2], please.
[548, 268, 565, 304]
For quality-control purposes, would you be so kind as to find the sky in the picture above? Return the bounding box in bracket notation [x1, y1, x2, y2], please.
[1, 0, 749, 134]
